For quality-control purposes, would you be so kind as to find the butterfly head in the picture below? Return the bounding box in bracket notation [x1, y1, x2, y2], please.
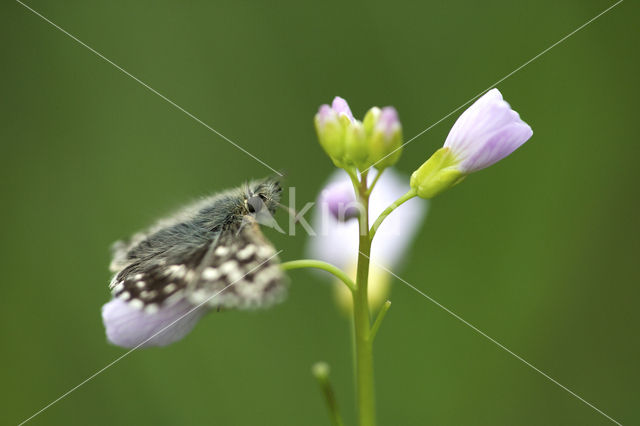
[243, 177, 282, 217]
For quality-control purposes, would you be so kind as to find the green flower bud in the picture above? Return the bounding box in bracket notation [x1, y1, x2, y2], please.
[365, 106, 403, 170]
[314, 104, 348, 168]
[362, 106, 380, 134]
[344, 120, 369, 170]
[410, 147, 465, 198]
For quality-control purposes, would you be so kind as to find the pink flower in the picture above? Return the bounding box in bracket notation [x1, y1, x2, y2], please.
[444, 88, 533, 173]
[411, 89, 533, 199]
[307, 169, 427, 311]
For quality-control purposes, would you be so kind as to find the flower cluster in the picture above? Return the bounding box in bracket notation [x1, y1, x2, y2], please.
[308, 89, 532, 423]
[315, 97, 403, 171]
[316, 89, 532, 199]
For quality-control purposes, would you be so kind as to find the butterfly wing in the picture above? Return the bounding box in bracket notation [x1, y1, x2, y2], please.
[186, 219, 287, 310]
[110, 221, 286, 312]
[109, 238, 211, 313]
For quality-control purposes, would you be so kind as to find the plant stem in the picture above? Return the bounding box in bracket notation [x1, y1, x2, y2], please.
[370, 301, 391, 342]
[352, 175, 376, 426]
[283, 171, 409, 426]
[280, 259, 356, 292]
[346, 168, 361, 191]
[312, 362, 344, 426]
[366, 169, 384, 196]
[369, 188, 417, 241]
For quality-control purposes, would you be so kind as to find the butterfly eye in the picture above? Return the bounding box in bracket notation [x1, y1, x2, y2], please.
[246, 196, 263, 214]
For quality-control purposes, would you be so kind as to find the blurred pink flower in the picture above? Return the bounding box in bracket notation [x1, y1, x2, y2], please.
[307, 169, 427, 310]
[102, 298, 208, 348]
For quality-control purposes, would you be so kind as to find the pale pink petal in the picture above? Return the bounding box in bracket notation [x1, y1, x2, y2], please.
[443, 88, 532, 173]
[102, 298, 209, 348]
[331, 96, 355, 121]
[460, 121, 533, 172]
[377, 107, 399, 136]
[322, 181, 360, 221]
[307, 169, 427, 270]
[316, 104, 336, 126]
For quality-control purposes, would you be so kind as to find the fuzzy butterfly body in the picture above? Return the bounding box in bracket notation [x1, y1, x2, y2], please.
[108, 178, 286, 314]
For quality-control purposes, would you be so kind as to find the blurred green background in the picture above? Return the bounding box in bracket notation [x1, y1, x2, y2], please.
[1, 0, 638, 425]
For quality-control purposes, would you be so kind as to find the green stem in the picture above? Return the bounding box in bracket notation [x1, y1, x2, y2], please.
[281, 259, 356, 292]
[366, 169, 385, 196]
[286, 169, 408, 426]
[346, 168, 361, 191]
[352, 175, 376, 426]
[360, 169, 369, 185]
[370, 301, 391, 342]
[369, 188, 417, 241]
[312, 362, 344, 426]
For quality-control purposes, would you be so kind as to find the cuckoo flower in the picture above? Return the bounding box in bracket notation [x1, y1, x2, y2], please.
[307, 169, 427, 311]
[411, 88, 533, 198]
[444, 88, 532, 172]
[102, 298, 209, 348]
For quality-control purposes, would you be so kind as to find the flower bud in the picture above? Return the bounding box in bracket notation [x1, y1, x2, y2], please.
[344, 120, 369, 170]
[364, 106, 403, 169]
[330, 96, 354, 121]
[410, 147, 465, 199]
[443, 88, 532, 173]
[411, 88, 533, 198]
[314, 104, 348, 168]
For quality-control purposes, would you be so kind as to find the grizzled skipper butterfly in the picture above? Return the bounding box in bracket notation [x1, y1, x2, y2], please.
[108, 177, 286, 314]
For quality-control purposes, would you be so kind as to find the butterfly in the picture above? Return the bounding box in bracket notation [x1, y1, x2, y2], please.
[107, 177, 287, 315]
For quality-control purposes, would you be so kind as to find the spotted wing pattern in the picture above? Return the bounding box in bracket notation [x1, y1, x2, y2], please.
[186, 220, 286, 310]
[109, 220, 286, 313]
[109, 243, 209, 313]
